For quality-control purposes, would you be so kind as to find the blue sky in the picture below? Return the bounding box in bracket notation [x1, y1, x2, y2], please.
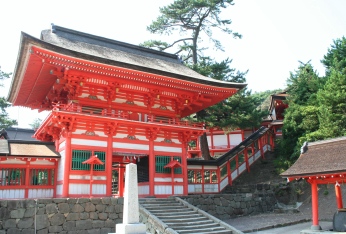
[1, 0, 346, 128]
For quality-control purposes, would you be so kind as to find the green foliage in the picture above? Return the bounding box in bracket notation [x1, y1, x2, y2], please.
[252, 89, 283, 112]
[322, 36, 346, 74]
[276, 37, 346, 172]
[141, 0, 240, 64]
[0, 66, 17, 129]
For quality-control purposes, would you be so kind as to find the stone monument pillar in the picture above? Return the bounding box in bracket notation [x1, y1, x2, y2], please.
[115, 163, 146, 234]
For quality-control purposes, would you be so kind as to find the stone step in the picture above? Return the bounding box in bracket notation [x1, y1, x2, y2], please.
[168, 222, 220, 230]
[141, 203, 182, 208]
[160, 216, 209, 223]
[154, 213, 203, 219]
[164, 219, 215, 227]
[144, 207, 194, 213]
[173, 228, 232, 234]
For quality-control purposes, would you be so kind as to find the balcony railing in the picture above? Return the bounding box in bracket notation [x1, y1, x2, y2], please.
[52, 103, 204, 128]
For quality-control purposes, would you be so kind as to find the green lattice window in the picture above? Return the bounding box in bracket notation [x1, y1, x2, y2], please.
[230, 159, 236, 172]
[155, 156, 182, 174]
[0, 168, 25, 186]
[30, 169, 55, 185]
[238, 152, 245, 164]
[220, 164, 228, 180]
[72, 150, 105, 171]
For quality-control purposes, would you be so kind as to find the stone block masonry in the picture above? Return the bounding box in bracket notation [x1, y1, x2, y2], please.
[180, 185, 277, 220]
[0, 197, 124, 234]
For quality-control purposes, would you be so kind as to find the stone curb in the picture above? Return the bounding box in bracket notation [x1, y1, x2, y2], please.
[243, 218, 312, 233]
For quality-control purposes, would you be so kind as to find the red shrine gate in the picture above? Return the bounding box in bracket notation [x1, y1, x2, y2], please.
[5, 24, 246, 198]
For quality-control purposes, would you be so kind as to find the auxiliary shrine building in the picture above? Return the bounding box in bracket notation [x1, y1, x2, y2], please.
[2, 25, 248, 198]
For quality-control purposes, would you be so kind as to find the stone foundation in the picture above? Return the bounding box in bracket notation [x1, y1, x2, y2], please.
[0, 197, 124, 234]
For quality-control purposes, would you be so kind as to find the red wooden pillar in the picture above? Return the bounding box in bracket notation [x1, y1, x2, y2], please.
[244, 149, 250, 172]
[259, 138, 264, 159]
[227, 161, 232, 185]
[182, 143, 188, 195]
[149, 139, 155, 196]
[53, 160, 58, 198]
[311, 179, 321, 230]
[210, 130, 214, 156]
[62, 133, 71, 197]
[25, 161, 30, 198]
[106, 135, 113, 196]
[227, 133, 230, 148]
[335, 182, 344, 209]
[118, 166, 125, 197]
[241, 130, 245, 141]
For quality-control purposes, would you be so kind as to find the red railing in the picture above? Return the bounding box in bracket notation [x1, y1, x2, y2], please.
[52, 103, 204, 128]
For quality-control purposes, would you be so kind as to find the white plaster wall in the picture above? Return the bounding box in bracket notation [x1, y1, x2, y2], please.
[187, 165, 202, 169]
[188, 184, 202, 193]
[69, 175, 107, 180]
[69, 184, 89, 194]
[138, 184, 149, 195]
[239, 164, 246, 174]
[28, 189, 54, 198]
[173, 186, 183, 195]
[0, 159, 26, 165]
[220, 177, 229, 191]
[56, 184, 63, 196]
[155, 185, 172, 195]
[57, 150, 65, 181]
[154, 146, 182, 153]
[71, 139, 107, 147]
[92, 184, 106, 195]
[204, 184, 218, 193]
[30, 160, 56, 166]
[154, 178, 183, 182]
[212, 135, 228, 148]
[230, 134, 242, 146]
[203, 165, 217, 170]
[0, 189, 25, 199]
[113, 142, 149, 151]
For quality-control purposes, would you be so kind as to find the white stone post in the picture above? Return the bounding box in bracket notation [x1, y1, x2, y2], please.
[115, 163, 146, 234]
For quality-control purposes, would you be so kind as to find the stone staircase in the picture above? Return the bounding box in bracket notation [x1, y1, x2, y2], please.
[139, 197, 243, 234]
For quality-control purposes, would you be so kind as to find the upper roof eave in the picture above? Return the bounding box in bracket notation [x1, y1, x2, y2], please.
[8, 30, 246, 104]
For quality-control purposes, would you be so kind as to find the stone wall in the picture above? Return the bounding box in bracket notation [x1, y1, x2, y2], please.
[0, 197, 123, 234]
[180, 184, 277, 220]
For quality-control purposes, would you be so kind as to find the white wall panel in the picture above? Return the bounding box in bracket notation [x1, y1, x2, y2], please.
[69, 175, 107, 180]
[71, 139, 107, 147]
[220, 177, 228, 190]
[57, 150, 65, 181]
[0, 159, 26, 164]
[56, 184, 63, 196]
[154, 178, 183, 182]
[138, 185, 149, 195]
[0, 189, 25, 199]
[28, 189, 53, 198]
[92, 184, 106, 195]
[230, 134, 242, 146]
[113, 142, 149, 151]
[187, 165, 203, 169]
[69, 184, 89, 194]
[212, 135, 228, 147]
[30, 160, 56, 166]
[155, 185, 172, 195]
[204, 184, 218, 193]
[154, 146, 182, 153]
[173, 186, 183, 195]
[188, 184, 202, 193]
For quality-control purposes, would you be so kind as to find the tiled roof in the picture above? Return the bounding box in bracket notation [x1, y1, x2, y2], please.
[36, 24, 246, 89]
[281, 137, 346, 177]
[6, 127, 38, 141]
[9, 142, 59, 157]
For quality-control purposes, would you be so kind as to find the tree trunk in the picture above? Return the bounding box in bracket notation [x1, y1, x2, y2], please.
[196, 110, 211, 160]
[199, 132, 212, 160]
